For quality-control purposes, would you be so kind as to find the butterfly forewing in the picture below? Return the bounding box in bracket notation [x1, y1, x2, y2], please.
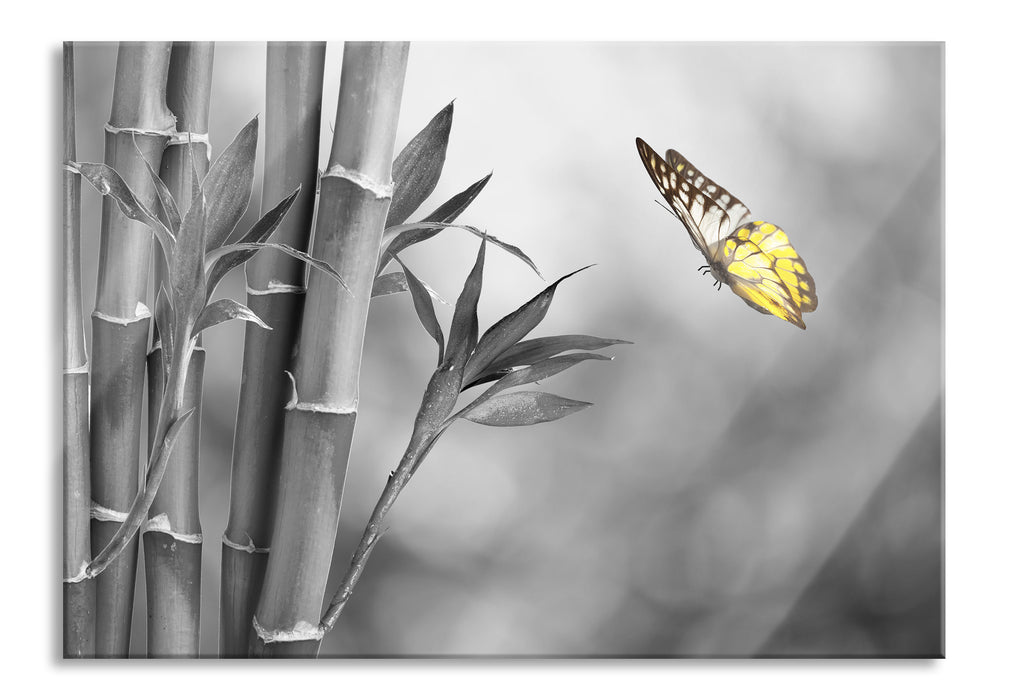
[662, 147, 753, 244]
[635, 138, 710, 256]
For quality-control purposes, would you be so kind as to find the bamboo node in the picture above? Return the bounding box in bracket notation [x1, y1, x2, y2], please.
[252, 615, 325, 644]
[64, 361, 89, 375]
[165, 130, 212, 160]
[321, 162, 394, 199]
[144, 513, 203, 544]
[90, 500, 129, 522]
[63, 560, 90, 584]
[288, 400, 358, 415]
[247, 281, 307, 296]
[104, 122, 176, 139]
[222, 533, 270, 554]
[92, 301, 152, 326]
[284, 371, 357, 413]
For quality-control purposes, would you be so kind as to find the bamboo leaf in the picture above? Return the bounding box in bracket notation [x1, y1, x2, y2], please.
[70, 160, 175, 261]
[387, 102, 453, 228]
[188, 137, 201, 213]
[398, 257, 445, 364]
[377, 173, 491, 273]
[203, 116, 258, 252]
[465, 335, 632, 388]
[478, 352, 611, 398]
[206, 242, 349, 293]
[153, 286, 174, 380]
[192, 298, 271, 337]
[204, 188, 301, 297]
[135, 139, 181, 234]
[462, 266, 594, 385]
[371, 272, 448, 304]
[461, 391, 591, 427]
[371, 272, 409, 298]
[171, 191, 208, 324]
[444, 236, 486, 369]
[380, 220, 540, 278]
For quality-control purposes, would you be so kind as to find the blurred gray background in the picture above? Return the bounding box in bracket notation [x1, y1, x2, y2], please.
[69, 42, 942, 657]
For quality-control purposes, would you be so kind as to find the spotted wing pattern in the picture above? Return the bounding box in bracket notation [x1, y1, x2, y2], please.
[663, 146, 753, 246]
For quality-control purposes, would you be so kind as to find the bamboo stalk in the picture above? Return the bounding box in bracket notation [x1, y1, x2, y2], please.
[252, 41, 409, 658]
[63, 41, 95, 658]
[144, 41, 214, 658]
[220, 42, 326, 658]
[90, 41, 174, 658]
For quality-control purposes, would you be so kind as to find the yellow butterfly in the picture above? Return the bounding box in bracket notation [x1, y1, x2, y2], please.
[636, 138, 817, 329]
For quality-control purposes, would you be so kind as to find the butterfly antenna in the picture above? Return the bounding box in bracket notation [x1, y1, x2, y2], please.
[653, 199, 676, 217]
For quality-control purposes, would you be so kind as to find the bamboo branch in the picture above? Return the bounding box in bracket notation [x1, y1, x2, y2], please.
[252, 41, 409, 658]
[319, 424, 443, 631]
[144, 41, 214, 658]
[221, 41, 326, 658]
[89, 41, 174, 658]
[62, 41, 95, 658]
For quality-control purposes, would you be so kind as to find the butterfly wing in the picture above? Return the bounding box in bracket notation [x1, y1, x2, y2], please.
[714, 222, 815, 329]
[743, 221, 818, 313]
[661, 146, 754, 246]
[635, 138, 712, 257]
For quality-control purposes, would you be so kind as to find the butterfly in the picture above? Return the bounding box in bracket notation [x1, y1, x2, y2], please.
[635, 138, 817, 329]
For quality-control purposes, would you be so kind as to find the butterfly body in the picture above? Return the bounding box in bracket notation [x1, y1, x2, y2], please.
[636, 138, 817, 329]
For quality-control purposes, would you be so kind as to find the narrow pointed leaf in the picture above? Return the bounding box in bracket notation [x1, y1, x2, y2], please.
[371, 272, 448, 304]
[422, 172, 491, 227]
[462, 266, 594, 385]
[204, 188, 301, 296]
[206, 242, 349, 293]
[458, 353, 610, 417]
[172, 191, 208, 323]
[380, 220, 539, 278]
[377, 173, 491, 272]
[444, 236, 486, 369]
[153, 286, 175, 380]
[468, 353, 612, 402]
[135, 139, 181, 234]
[189, 137, 201, 213]
[371, 272, 409, 298]
[70, 160, 175, 260]
[466, 335, 632, 387]
[203, 116, 258, 251]
[387, 102, 453, 228]
[192, 298, 271, 337]
[398, 257, 445, 364]
[461, 391, 591, 427]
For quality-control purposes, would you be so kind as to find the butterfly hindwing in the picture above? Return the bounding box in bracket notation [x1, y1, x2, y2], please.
[741, 221, 818, 313]
[714, 223, 809, 329]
